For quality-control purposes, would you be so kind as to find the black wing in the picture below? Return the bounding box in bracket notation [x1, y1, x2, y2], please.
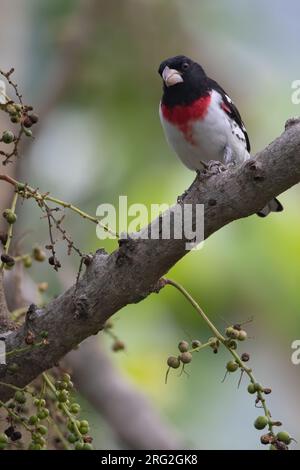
[207, 78, 251, 152]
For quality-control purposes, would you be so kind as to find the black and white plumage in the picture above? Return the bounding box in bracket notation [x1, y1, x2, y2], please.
[158, 55, 283, 217]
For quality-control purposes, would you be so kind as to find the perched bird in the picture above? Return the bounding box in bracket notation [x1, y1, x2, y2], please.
[158, 55, 283, 217]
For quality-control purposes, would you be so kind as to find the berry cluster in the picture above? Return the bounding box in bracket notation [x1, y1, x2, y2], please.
[0, 68, 39, 165]
[165, 318, 293, 450]
[0, 371, 94, 450]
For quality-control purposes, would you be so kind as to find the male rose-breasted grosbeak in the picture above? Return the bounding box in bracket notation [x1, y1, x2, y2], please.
[158, 55, 283, 217]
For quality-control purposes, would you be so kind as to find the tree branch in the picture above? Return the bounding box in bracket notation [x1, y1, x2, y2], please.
[1, 118, 300, 401]
[0, 271, 10, 332]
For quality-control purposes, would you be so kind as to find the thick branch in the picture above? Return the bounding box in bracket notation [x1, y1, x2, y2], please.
[1, 118, 300, 401]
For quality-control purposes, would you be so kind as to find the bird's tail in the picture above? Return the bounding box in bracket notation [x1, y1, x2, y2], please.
[256, 198, 283, 217]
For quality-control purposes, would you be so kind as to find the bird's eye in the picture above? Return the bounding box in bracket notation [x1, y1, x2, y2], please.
[182, 62, 190, 71]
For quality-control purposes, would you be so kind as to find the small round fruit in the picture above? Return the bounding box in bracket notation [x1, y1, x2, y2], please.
[68, 433, 78, 444]
[29, 415, 39, 425]
[69, 403, 81, 414]
[254, 416, 269, 430]
[226, 361, 239, 372]
[14, 391, 26, 404]
[112, 340, 125, 352]
[23, 255, 32, 268]
[178, 340, 189, 352]
[167, 356, 180, 369]
[179, 352, 192, 364]
[0, 433, 8, 444]
[241, 353, 250, 362]
[83, 443, 93, 450]
[225, 327, 239, 339]
[238, 330, 247, 341]
[75, 442, 84, 450]
[62, 373, 71, 383]
[2, 130, 14, 144]
[11, 431, 22, 441]
[3, 209, 17, 224]
[37, 425, 48, 435]
[276, 431, 291, 445]
[247, 383, 256, 394]
[33, 246, 46, 262]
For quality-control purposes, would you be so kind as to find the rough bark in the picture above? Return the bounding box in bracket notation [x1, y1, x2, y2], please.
[1, 118, 300, 401]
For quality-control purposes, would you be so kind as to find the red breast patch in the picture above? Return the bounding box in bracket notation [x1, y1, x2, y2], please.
[161, 94, 211, 144]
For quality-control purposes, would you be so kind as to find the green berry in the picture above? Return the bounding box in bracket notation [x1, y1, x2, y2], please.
[225, 327, 239, 339]
[32, 246, 46, 262]
[79, 420, 89, 428]
[226, 361, 239, 372]
[14, 391, 26, 404]
[247, 383, 256, 394]
[167, 356, 180, 369]
[83, 443, 93, 450]
[2, 130, 14, 144]
[178, 340, 189, 352]
[28, 443, 42, 450]
[10, 115, 20, 123]
[37, 425, 48, 435]
[0, 433, 8, 444]
[79, 427, 89, 435]
[23, 255, 32, 268]
[29, 415, 39, 425]
[55, 380, 67, 390]
[37, 408, 49, 420]
[67, 420, 74, 432]
[62, 373, 71, 383]
[254, 416, 269, 430]
[276, 431, 291, 445]
[75, 442, 84, 450]
[6, 104, 16, 115]
[57, 390, 69, 403]
[24, 128, 33, 137]
[3, 209, 17, 224]
[238, 330, 247, 341]
[69, 403, 81, 414]
[68, 433, 78, 443]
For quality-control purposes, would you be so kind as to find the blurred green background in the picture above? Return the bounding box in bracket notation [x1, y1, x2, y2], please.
[1, 0, 300, 450]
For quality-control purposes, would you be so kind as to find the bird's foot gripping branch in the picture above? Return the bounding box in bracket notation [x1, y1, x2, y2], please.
[1, 68, 300, 450]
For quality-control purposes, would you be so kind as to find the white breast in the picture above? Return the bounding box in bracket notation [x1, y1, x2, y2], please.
[160, 90, 249, 171]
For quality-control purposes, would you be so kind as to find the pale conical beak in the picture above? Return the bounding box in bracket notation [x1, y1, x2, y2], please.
[162, 66, 183, 87]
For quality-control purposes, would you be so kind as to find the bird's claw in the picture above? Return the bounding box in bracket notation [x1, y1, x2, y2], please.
[204, 160, 228, 175]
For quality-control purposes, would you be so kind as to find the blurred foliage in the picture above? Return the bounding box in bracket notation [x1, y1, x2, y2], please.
[1, 0, 300, 449]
